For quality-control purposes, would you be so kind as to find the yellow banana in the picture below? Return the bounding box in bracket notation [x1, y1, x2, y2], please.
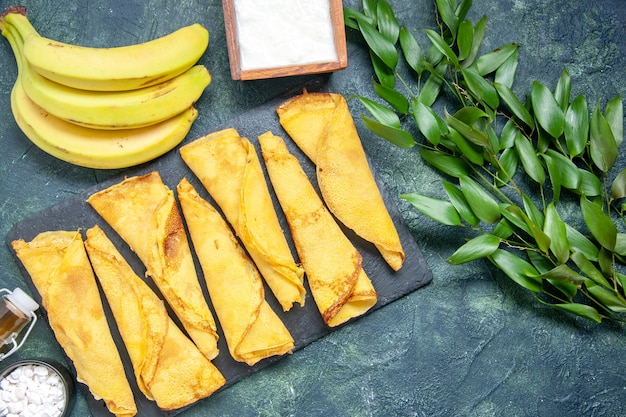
[4, 22, 210, 130]
[4, 9, 209, 91]
[11, 80, 199, 169]
[3, 25, 199, 169]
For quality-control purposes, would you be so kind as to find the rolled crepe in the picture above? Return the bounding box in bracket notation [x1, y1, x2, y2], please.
[180, 128, 305, 312]
[86, 171, 219, 361]
[177, 179, 295, 365]
[277, 91, 405, 271]
[259, 132, 378, 327]
[84, 225, 226, 410]
[11, 230, 137, 417]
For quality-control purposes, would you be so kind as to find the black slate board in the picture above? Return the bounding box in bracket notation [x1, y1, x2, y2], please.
[5, 79, 432, 417]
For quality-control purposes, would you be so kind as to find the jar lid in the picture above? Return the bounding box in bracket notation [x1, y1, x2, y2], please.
[6, 288, 39, 315]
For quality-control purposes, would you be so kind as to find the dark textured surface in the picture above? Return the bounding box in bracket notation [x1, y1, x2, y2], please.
[0, 0, 625, 416]
[5, 78, 432, 416]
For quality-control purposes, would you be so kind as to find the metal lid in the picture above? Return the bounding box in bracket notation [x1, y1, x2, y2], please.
[5, 288, 39, 315]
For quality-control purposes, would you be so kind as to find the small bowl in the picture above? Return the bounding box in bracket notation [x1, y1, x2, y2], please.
[222, 0, 348, 80]
[0, 359, 75, 417]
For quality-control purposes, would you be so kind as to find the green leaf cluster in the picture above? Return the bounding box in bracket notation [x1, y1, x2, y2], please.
[345, 0, 626, 324]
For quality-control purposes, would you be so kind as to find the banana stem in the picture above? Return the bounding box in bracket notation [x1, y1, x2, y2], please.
[2, 22, 24, 74]
[3, 9, 39, 41]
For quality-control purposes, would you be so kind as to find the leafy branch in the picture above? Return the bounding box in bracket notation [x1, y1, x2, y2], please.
[344, 0, 626, 323]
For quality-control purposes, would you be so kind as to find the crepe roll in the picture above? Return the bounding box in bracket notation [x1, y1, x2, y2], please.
[177, 178, 295, 366]
[180, 128, 305, 312]
[277, 91, 405, 271]
[11, 230, 137, 417]
[86, 171, 219, 361]
[259, 132, 378, 327]
[84, 225, 226, 410]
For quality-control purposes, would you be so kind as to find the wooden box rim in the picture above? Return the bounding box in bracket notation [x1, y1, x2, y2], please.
[222, 0, 348, 80]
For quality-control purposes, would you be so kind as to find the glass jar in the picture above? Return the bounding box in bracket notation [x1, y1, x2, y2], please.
[0, 287, 39, 361]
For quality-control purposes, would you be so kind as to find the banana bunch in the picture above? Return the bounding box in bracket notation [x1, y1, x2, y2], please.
[0, 7, 211, 169]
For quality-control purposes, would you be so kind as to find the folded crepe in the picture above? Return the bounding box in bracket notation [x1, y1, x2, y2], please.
[276, 91, 405, 271]
[259, 132, 378, 327]
[86, 171, 219, 361]
[11, 230, 137, 417]
[84, 225, 226, 410]
[180, 128, 305, 312]
[177, 179, 295, 365]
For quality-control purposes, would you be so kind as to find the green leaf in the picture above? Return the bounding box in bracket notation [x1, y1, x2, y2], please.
[445, 113, 491, 148]
[399, 26, 424, 76]
[376, 0, 400, 44]
[455, 0, 473, 23]
[425, 29, 459, 66]
[488, 249, 543, 292]
[373, 80, 409, 114]
[448, 128, 484, 165]
[448, 234, 501, 264]
[590, 99, 618, 173]
[554, 68, 571, 112]
[549, 303, 602, 323]
[565, 224, 599, 262]
[494, 82, 534, 128]
[474, 43, 518, 76]
[400, 193, 461, 226]
[361, 116, 415, 148]
[456, 19, 473, 61]
[604, 94, 623, 147]
[500, 203, 532, 235]
[495, 148, 518, 187]
[503, 204, 551, 253]
[459, 175, 501, 224]
[580, 196, 617, 251]
[544, 203, 570, 264]
[362, 0, 378, 20]
[461, 66, 499, 109]
[610, 167, 626, 200]
[514, 132, 545, 185]
[571, 251, 611, 288]
[359, 20, 399, 70]
[343, 7, 375, 30]
[539, 264, 586, 284]
[420, 149, 470, 178]
[453, 107, 491, 125]
[492, 218, 515, 239]
[615, 233, 626, 257]
[413, 99, 443, 145]
[577, 168, 602, 197]
[531, 81, 565, 138]
[418, 63, 446, 106]
[494, 47, 518, 88]
[442, 180, 480, 226]
[499, 120, 518, 149]
[369, 50, 395, 88]
[585, 281, 626, 313]
[616, 273, 626, 292]
[541, 150, 580, 203]
[435, 0, 459, 35]
[357, 96, 401, 128]
[522, 194, 544, 228]
[564, 94, 589, 158]
[463, 15, 487, 67]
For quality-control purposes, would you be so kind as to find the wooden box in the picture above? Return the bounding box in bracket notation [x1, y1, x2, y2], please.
[222, 0, 348, 80]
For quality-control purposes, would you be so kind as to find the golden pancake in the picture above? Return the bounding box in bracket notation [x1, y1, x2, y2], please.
[259, 132, 378, 327]
[180, 128, 305, 312]
[178, 179, 295, 365]
[86, 171, 219, 361]
[11, 230, 137, 417]
[277, 91, 405, 271]
[84, 225, 226, 410]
